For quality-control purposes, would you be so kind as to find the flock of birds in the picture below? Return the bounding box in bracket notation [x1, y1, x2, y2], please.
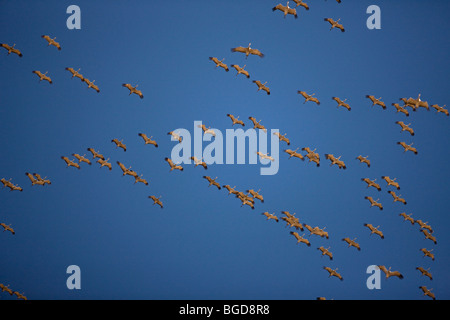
[1, 1, 447, 301]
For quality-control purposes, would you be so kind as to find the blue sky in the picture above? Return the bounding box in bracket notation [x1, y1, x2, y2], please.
[1, 0, 449, 300]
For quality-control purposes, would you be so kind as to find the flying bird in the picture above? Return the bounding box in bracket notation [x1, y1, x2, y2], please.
[397, 141, 418, 154]
[253, 80, 270, 95]
[291, 0, 309, 10]
[246, 189, 264, 203]
[87, 148, 105, 160]
[248, 117, 267, 132]
[83, 78, 100, 93]
[61, 156, 81, 169]
[65, 67, 84, 81]
[366, 95, 386, 109]
[364, 223, 384, 239]
[318, 246, 333, 260]
[395, 121, 415, 136]
[399, 212, 415, 225]
[227, 114, 245, 127]
[377, 266, 404, 279]
[209, 57, 229, 72]
[361, 178, 381, 191]
[381, 176, 400, 190]
[190, 156, 208, 169]
[33, 173, 51, 185]
[416, 267, 433, 281]
[392, 103, 410, 117]
[111, 138, 127, 152]
[168, 131, 183, 143]
[431, 104, 449, 116]
[284, 148, 305, 160]
[297, 91, 320, 105]
[41, 35, 61, 50]
[420, 229, 437, 245]
[272, 2, 298, 19]
[324, 154, 346, 169]
[356, 155, 371, 167]
[25, 172, 45, 186]
[149, 195, 163, 208]
[72, 153, 91, 165]
[231, 43, 264, 58]
[134, 174, 149, 186]
[203, 176, 221, 190]
[32, 70, 52, 84]
[256, 151, 275, 162]
[323, 267, 343, 281]
[332, 97, 351, 111]
[138, 133, 158, 147]
[1, 223, 15, 235]
[419, 286, 435, 300]
[97, 158, 112, 171]
[420, 248, 435, 261]
[230, 64, 250, 78]
[165, 157, 183, 171]
[274, 132, 290, 145]
[261, 212, 279, 222]
[387, 190, 407, 205]
[222, 185, 238, 195]
[342, 237, 361, 251]
[122, 83, 144, 99]
[1, 43, 23, 57]
[116, 161, 138, 177]
[290, 232, 311, 246]
[324, 18, 345, 32]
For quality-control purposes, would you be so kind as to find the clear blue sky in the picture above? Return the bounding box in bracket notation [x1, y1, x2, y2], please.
[1, 0, 449, 300]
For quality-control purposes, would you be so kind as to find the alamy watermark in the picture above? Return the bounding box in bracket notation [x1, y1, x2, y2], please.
[169, 121, 280, 176]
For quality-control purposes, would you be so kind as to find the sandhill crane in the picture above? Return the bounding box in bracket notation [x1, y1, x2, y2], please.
[209, 57, 229, 72]
[138, 133, 158, 147]
[83, 78, 100, 93]
[256, 151, 275, 162]
[395, 121, 415, 136]
[318, 246, 333, 260]
[272, 2, 298, 19]
[342, 237, 361, 251]
[416, 220, 433, 233]
[0, 178, 21, 192]
[419, 286, 435, 300]
[111, 138, 127, 152]
[61, 156, 81, 170]
[420, 229, 437, 245]
[190, 156, 208, 170]
[227, 114, 245, 127]
[361, 178, 381, 191]
[13, 291, 27, 300]
[262, 212, 279, 222]
[399, 212, 415, 225]
[416, 267, 433, 280]
[25, 172, 45, 186]
[222, 185, 238, 195]
[420, 248, 435, 261]
[32, 173, 50, 185]
[290, 232, 311, 246]
[8, 184, 23, 192]
[87, 148, 105, 160]
[1, 284, 14, 295]
[1, 223, 15, 235]
[148, 195, 163, 208]
[203, 176, 221, 190]
[291, 0, 309, 10]
[364, 223, 384, 239]
[32, 70, 52, 84]
[122, 83, 144, 99]
[65, 67, 84, 81]
[356, 155, 371, 167]
[397, 141, 418, 154]
[431, 104, 449, 116]
[388, 190, 407, 205]
[323, 267, 343, 281]
[281, 215, 302, 230]
[41, 35, 61, 50]
[72, 153, 91, 165]
[392, 103, 410, 117]
[168, 131, 182, 143]
[236, 193, 255, 209]
[378, 266, 404, 279]
[1, 43, 23, 57]
[366, 95, 386, 109]
[231, 43, 264, 58]
[284, 148, 305, 160]
[274, 132, 290, 145]
[324, 154, 346, 169]
[253, 80, 270, 95]
[400, 94, 429, 111]
[332, 97, 351, 110]
[324, 18, 345, 32]
[311, 226, 329, 239]
[116, 161, 137, 177]
[97, 158, 112, 171]
[246, 189, 264, 203]
[248, 117, 267, 132]
[230, 64, 250, 78]
[197, 124, 216, 137]
[305, 152, 320, 167]
[282, 211, 297, 220]
[1, 178, 13, 188]
[134, 174, 149, 186]
[165, 157, 183, 171]
[297, 91, 320, 105]
[381, 176, 400, 190]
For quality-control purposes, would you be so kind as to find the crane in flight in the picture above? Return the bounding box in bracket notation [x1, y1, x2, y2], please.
[284, 148, 305, 160]
[1, 43, 23, 57]
[203, 176, 221, 190]
[378, 266, 404, 279]
[272, 2, 299, 19]
[324, 18, 345, 32]
[366, 95, 386, 109]
[165, 157, 184, 171]
[209, 57, 229, 72]
[419, 286, 435, 300]
[231, 43, 264, 58]
[261, 212, 279, 223]
[364, 223, 384, 239]
[356, 155, 370, 167]
[227, 114, 245, 127]
[342, 237, 361, 251]
[332, 97, 351, 111]
[290, 232, 311, 246]
[65, 67, 84, 81]
[381, 176, 400, 190]
[323, 267, 343, 281]
[112, 138, 127, 152]
[72, 153, 91, 165]
[138, 133, 158, 147]
[297, 91, 320, 105]
[61, 156, 81, 170]
[32, 70, 52, 84]
[317, 246, 333, 260]
[122, 83, 144, 99]
[41, 35, 61, 50]
[361, 178, 381, 191]
[253, 80, 270, 95]
[416, 267, 433, 281]
[395, 121, 415, 136]
[230, 64, 250, 78]
[148, 195, 163, 209]
[397, 141, 418, 154]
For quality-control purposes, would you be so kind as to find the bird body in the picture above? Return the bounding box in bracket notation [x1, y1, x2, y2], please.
[116, 161, 138, 177]
[318, 246, 333, 260]
[298, 91, 320, 105]
[112, 138, 127, 152]
[231, 43, 264, 58]
[392, 103, 410, 117]
[284, 148, 305, 160]
[134, 174, 149, 186]
[256, 151, 275, 162]
[61, 156, 81, 169]
[41, 35, 61, 50]
[227, 114, 245, 127]
[262, 212, 278, 222]
[397, 141, 418, 154]
[122, 83, 144, 98]
[378, 265, 404, 279]
[420, 248, 435, 261]
[274, 132, 290, 145]
[32, 70, 52, 84]
[324, 18, 345, 32]
[1, 223, 15, 235]
[65, 67, 84, 81]
[325, 154, 346, 169]
[323, 266, 343, 280]
[87, 148, 105, 160]
[381, 176, 400, 190]
[396, 121, 415, 136]
[1, 43, 23, 57]
[203, 176, 221, 189]
[138, 133, 158, 147]
[83, 78, 100, 93]
[366, 95, 386, 109]
[416, 267, 433, 280]
[253, 80, 270, 95]
[248, 117, 267, 132]
[332, 97, 351, 110]
[230, 64, 250, 78]
[149, 195, 163, 208]
[209, 57, 229, 72]
[168, 131, 183, 143]
[388, 190, 407, 205]
[342, 237, 360, 251]
[364, 223, 384, 239]
[399, 212, 415, 225]
[190, 156, 208, 169]
[290, 232, 311, 246]
[273, 2, 298, 19]
[72, 153, 91, 165]
[97, 158, 112, 171]
[431, 104, 449, 116]
[419, 286, 435, 300]
[165, 157, 183, 171]
[361, 178, 381, 191]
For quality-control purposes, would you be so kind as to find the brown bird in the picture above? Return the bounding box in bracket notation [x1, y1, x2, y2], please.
[274, 132, 290, 145]
[290, 232, 311, 246]
[342, 237, 361, 251]
[111, 138, 127, 152]
[323, 267, 343, 281]
[41, 35, 61, 50]
[253, 80, 270, 95]
[13, 291, 27, 300]
[134, 174, 149, 186]
[378, 265, 404, 279]
[65, 67, 84, 81]
[116, 161, 138, 177]
[25, 172, 45, 186]
[284, 148, 305, 161]
[138, 133, 158, 147]
[72, 153, 92, 165]
[261, 212, 279, 222]
[230, 64, 250, 78]
[32, 70, 52, 84]
[87, 148, 105, 160]
[1, 223, 15, 235]
[97, 158, 112, 171]
[387, 190, 407, 205]
[419, 286, 435, 300]
[399, 212, 415, 225]
[209, 57, 229, 72]
[0, 284, 14, 295]
[318, 246, 333, 260]
[324, 18, 345, 32]
[272, 2, 298, 19]
[248, 117, 267, 132]
[61, 156, 81, 169]
[420, 248, 435, 261]
[431, 104, 449, 116]
[168, 131, 183, 143]
[203, 176, 221, 190]
[190, 156, 208, 170]
[297, 91, 320, 105]
[356, 155, 371, 167]
[148, 195, 163, 208]
[231, 43, 264, 59]
[395, 121, 415, 136]
[246, 189, 264, 203]
[420, 229, 437, 245]
[366, 95, 386, 109]
[222, 185, 238, 195]
[416, 220, 433, 233]
[122, 83, 144, 99]
[416, 267, 433, 280]
[392, 103, 410, 117]
[397, 141, 418, 154]
[332, 96, 351, 110]
[361, 178, 381, 191]
[165, 157, 183, 171]
[305, 151, 320, 167]
[324, 154, 346, 169]
[291, 0, 309, 10]
[227, 114, 245, 127]
[1, 43, 23, 57]
[381, 176, 400, 190]
[83, 78, 100, 93]
[364, 223, 384, 239]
